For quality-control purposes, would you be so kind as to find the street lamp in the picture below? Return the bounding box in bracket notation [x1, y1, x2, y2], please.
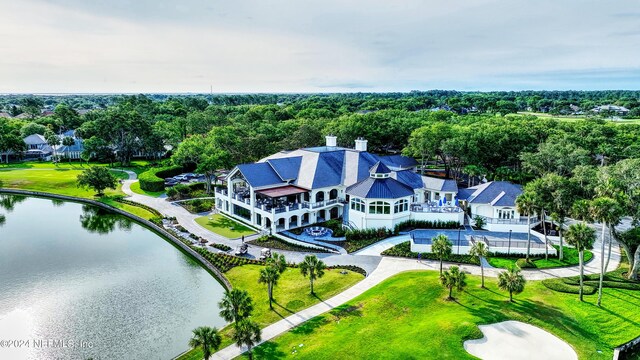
[507, 229, 512, 256]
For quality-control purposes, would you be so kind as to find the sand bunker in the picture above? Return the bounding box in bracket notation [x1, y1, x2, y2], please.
[463, 320, 577, 360]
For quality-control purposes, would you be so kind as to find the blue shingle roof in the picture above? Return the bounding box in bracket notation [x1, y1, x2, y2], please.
[369, 161, 391, 174]
[346, 177, 414, 199]
[380, 155, 418, 169]
[394, 170, 423, 189]
[237, 163, 284, 188]
[267, 156, 301, 181]
[312, 151, 345, 188]
[462, 181, 522, 206]
[357, 152, 382, 180]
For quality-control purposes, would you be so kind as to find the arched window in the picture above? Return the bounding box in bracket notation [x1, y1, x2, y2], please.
[350, 198, 365, 212]
[394, 199, 409, 213]
[369, 201, 391, 214]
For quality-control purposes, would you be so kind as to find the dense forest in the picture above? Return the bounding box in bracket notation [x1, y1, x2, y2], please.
[1, 92, 640, 184]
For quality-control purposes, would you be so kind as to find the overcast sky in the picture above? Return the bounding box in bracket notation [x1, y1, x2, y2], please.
[1, 0, 639, 93]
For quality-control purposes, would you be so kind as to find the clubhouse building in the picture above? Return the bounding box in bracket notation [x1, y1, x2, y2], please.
[215, 136, 530, 234]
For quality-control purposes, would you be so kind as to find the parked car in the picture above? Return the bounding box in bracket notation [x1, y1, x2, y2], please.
[259, 248, 271, 260]
[234, 243, 248, 256]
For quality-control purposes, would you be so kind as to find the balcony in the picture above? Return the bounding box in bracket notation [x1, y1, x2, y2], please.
[410, 202, 463, 213]
[475, 215, 538, 225]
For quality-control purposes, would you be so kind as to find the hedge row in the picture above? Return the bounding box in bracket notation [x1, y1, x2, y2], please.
[381, 241, 479, 265]
[210, 243, 232, 252]
[139, 165, 183, 192]
[194, 248, 264, 272]
[542, 275, 640, 294]
[114, 197, 163, 217]
[394, 219, 460, 233]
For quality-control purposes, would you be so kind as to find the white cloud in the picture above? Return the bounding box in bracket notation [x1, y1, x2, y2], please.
[1, 0, 639, 92]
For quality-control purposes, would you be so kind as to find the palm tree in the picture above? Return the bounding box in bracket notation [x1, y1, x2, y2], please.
[516, 192, 536, 261]
[469, 241, 489, 288]
[431, 234, 452, 275]
[218, 289, 254, 324]
[439, 265, 467, 300]
[266, 252, 287, 274]
[188, 326, 221, 360]
[590, 197, 623, 306]
[62, 136, 75, 164]
[258, 265, 280, 310]
[565, 223, 597, 301]
[497, 266, 526, 302]
[232, 319, 262, 360]
[299, 254, 326, 295]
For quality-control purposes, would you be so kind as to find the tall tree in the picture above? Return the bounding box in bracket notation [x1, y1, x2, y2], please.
[432, 234, 453, 275]
[218, 289, 254, 324]
[565, 223, 596, 301]
[497, 266, 526, 302]
[469, 241, 489, 288]
[172, 133, 231, 194]
[188, 326, 221, 360]
[439, 265, 467, 300]
[516, 191, 536, 261]
[232, 319, 262, 360]
[44, 130, 60, 162]
[76, 167, 117, 196]
[299, 254, 326, 295]
[590, 197, 624, 306]
[258, 265, 280, 310]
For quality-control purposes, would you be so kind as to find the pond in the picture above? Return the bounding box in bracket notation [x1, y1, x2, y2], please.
[0, 195, 226, 360]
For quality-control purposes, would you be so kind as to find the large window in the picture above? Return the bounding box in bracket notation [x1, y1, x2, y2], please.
[497, 208, 515, 219]
[394, 199, 409, 213]
[369, 201, 391, 214]
[350, 198, 365, 212]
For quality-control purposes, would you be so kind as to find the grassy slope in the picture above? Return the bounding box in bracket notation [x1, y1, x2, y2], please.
[195, 214, 255, 238]
[129, 181, 165, 197]
[251, 271, 640, 359]
[489, 246, 594, 269]
[177, 264, 364, 360]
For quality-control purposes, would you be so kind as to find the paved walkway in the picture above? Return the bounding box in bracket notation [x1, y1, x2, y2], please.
[117, 171, 623, 359]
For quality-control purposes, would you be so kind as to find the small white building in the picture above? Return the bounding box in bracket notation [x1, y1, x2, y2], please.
[457, 181, 537, 232]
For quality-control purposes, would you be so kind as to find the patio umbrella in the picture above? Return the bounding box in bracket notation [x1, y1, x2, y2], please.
[438, 198, 443, 207]
[455, 197, 459, 207]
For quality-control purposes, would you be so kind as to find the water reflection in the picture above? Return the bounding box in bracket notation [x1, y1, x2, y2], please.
[0, 214, 5, 226]
[0, 194, 27, 212]
[79, 205, 132, 234]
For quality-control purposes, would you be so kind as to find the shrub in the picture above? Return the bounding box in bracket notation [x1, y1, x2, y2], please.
[516, 258, 536, 268]
[473, 215, 486, 230]
[393, 220, 460, 234]
[210, 243, 232, 252]
[381, 241, 479, 265]
[326, 265, 367, 277]
[139, 165, 183, 192]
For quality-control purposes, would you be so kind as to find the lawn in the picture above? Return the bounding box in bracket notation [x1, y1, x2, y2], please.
[0, 166, 127, 198]
[0, 166, 156, 220]
[177, 264, 364, 360]
[130, 181, 165, 197]
[250, 271, 640, 360]
[489, 246, 594, 269]
[195, 214, 255, 238]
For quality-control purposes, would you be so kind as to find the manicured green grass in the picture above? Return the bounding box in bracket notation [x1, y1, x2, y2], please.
[129, 181, 165, 197]
[251, 270, 640, 360]
[194, 214, 255, 238]
[177, 264, 364, 360]
[98, 197, 157, 220]
[0, 166, 126, 198]
[488, 246, 594, 269]
[0, 166, 156, 220]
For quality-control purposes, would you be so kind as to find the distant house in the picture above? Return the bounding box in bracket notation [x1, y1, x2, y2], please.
[591, 105, 629, 116]
[23, 134, 53, 159]
[0, 112, 11, 118]
[457, 181, 536, 232]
